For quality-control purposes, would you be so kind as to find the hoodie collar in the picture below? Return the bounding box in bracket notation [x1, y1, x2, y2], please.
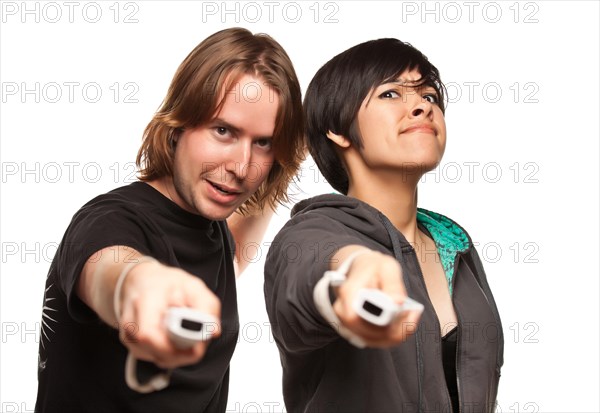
[292, 194, 471, 295]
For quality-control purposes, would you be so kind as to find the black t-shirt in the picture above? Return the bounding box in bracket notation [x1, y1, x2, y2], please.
[35, 182, 239, 413]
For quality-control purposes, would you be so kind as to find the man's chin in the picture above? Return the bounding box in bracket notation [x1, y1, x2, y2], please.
[196, 204, 240, 221]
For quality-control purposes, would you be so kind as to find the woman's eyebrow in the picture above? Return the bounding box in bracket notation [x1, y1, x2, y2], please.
[389, 78, 426, 86]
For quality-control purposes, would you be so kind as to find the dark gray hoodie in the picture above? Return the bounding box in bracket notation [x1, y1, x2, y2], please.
[264, 194, 503, 413]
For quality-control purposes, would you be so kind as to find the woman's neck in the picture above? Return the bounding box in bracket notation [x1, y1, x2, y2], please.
[347, 174, 421, 245]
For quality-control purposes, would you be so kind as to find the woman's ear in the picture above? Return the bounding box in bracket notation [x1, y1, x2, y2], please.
[326, 131, 351, 149]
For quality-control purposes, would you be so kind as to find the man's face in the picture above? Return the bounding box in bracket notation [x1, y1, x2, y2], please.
[168, 74, 279, 220]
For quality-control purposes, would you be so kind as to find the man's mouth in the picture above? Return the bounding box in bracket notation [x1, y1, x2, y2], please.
[208, 181, 240, 195]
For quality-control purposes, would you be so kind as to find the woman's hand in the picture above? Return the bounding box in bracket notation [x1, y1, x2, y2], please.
[330, 246, 422, 348]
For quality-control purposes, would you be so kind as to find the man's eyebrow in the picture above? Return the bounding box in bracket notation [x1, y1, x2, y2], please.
[211, 118, 274, 140]
[211, 118, 242, 135]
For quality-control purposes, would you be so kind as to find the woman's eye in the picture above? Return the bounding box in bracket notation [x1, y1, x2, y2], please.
[423, 94, 439, 104]
[379, 90, 400, 99]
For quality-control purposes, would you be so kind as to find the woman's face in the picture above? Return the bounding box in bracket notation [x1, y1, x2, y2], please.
[354, 69, 447, 178]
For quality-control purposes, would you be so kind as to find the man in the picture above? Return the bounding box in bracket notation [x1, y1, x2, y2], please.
[35, 27, 304, 412]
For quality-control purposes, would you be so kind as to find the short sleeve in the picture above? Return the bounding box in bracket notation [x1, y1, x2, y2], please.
[54, 197, 166, 323]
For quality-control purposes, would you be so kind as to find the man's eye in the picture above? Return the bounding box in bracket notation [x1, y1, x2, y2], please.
[215, 127, 228, 135]
[423, 94, 439, 104]
[379, 90, 400, 99]
[255, 139, 273, 150]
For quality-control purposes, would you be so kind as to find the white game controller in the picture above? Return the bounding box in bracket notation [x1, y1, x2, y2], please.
[125, 307, 219, 393]
[165, 307, 219, 349]
[353, 289, 424, 326]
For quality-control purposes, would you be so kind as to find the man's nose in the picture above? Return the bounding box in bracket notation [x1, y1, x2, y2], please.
[224, 140, 252, 180]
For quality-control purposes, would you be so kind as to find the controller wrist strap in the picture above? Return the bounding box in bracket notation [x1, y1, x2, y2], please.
[114, 256, 171, 393]
[313, 249, 371, 348]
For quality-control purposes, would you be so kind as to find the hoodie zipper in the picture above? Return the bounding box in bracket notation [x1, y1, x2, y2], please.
[379, 212, 459, 413]
[409, 245, 455, 413]
[451, 253, 463, 413]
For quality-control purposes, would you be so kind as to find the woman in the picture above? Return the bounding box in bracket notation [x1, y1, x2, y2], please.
[264, 38, 503, 413]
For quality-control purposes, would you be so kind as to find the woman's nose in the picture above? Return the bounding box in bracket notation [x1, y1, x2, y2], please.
[408, 95, 433, 119]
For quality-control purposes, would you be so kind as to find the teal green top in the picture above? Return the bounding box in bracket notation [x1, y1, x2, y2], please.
[416, 209, 470, 295]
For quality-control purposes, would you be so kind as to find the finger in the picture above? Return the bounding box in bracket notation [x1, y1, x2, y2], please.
[183, 278, 222, 339]
[388, 308, 423, 343]
[129, 322, 209, 368]
[166, 283, 187, 308]
[333, 297, 394, 343]
[153, 342, 210, 369]
[360, 314, 422, 348]
[333, 290, 421, 346]
[335, 262, 377, 320]
[132, 294, 175, 357]
[377, 259, 406, 304]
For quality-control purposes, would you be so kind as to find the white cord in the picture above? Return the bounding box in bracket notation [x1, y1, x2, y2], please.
[113, 256, 171, 393]
[125, 353, 171, 393]
[113, 256, 157, 320]
[313, 249, 371, 348]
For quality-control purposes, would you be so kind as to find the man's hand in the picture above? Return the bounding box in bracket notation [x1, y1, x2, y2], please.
[330, 246, 422, 348]
[117, 259, 221, 369]
[77, 246, 221, 369]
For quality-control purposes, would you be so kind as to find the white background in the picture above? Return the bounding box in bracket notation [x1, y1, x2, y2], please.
[1, 1, 599, 412]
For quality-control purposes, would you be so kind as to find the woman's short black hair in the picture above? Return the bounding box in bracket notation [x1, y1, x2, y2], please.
[304, 38, 446, 195]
